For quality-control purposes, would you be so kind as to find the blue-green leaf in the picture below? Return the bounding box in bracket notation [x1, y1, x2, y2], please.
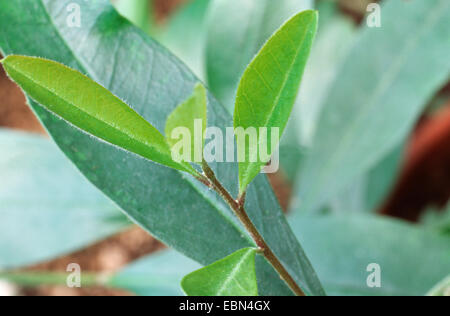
[0, 129, 128, 268]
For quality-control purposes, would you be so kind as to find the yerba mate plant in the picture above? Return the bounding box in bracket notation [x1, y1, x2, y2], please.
[0, 0, 449, 297]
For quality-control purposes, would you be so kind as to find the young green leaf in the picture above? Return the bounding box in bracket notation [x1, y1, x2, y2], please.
[427, 276, 450, 296]
[234, 10, 318, 194]
[1, 55, 196, 176]
[165, 83, 207, 164]
[181, 248, 258, 296]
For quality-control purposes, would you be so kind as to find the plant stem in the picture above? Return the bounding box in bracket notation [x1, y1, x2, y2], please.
[201, 161, 306, 296]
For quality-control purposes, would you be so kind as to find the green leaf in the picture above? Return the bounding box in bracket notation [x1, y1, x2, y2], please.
[296, 0, 450, 213]
[0, 0, 324, 296]
[427, 275, 450, 296]
[289, 214, 450, 296]
[165, 83, 207, 163]
[234, 10, 318, 194]
[0, 129, 129, 268]
[109, 250, 202, 296]
[181, 248, 258, 296]
[1, 55, 196, 176]
[205, 0, 313, 111]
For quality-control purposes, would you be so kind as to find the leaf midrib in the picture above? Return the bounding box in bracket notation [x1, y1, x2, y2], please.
[239, 14, 314, 185]
[7, 60, 175, 162]
[216, 249, 254, 295]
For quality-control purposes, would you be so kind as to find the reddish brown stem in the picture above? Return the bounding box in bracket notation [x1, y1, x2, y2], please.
[201, 161, 305, 296]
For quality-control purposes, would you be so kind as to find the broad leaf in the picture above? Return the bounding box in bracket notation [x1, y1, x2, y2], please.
[0, 129, 128, 268]
[0, 0, 324, 296]
[427, 276, 450, 296]
[165, 83, 207, 163]
[181, 248, 258, 296]
[289, 214, 450, 296]
[205, 0, 313, 111]
[296, 0, 450, 213]
[2, 56, 196, 175]
[109, 250, 202, 296]
[234, 10, 318, 194]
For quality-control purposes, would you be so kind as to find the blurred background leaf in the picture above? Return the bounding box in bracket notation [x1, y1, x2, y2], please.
[158, 0, 209, 79]
[289, 213, 450, 296]
[0, 129, 129, 268]
[113, 0, 154, 35]
[420, 202, 450, 235]
[205, 0, 313, 112]
[109, 250, 201, 296]
[295, 0, 450, 214]
[0, 0, 323, 296]
[427, 275, 450, 296]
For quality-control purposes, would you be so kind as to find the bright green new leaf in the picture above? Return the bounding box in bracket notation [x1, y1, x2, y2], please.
[181, 248, 258, 296]
[165, 83, 207, 164]
[296, 0, 450, 213]
[0, 271, 102, 288]
[234, 10, 318, 194]
[206, 0, 313, 111]
[1, 55, 196, 176]
[427, 276, 450, 296]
